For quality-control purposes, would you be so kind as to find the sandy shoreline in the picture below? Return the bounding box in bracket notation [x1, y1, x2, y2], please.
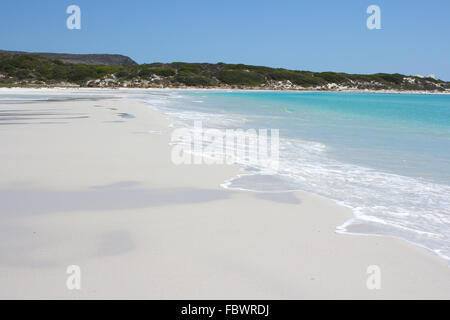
[1, 86, 450, 95]
[0, 89, 449, 299]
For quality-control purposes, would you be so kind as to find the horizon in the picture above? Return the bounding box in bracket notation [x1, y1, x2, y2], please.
[1, 0, 449, 80]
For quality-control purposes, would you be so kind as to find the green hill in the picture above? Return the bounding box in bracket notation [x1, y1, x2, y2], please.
[0, 51, 448, 92]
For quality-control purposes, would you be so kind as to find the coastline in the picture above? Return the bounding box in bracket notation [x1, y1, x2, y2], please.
[1, 85, 450, 95]
[0, 88, 449, 299]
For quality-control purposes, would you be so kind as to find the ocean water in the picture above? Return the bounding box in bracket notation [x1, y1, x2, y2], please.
[142, 90, 450, 262]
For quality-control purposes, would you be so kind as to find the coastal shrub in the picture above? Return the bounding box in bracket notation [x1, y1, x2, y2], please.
[150, 68, 176, 77]
[93, 65, 122, 75]
[267, 69, 295, 81]
[375, 73, 404, 85]
[115, 65, 139, 80]
[217, 70, 265, 85]
[171, 63, 202, 75]
[10, 54, 40, 69]
[67, 64, 98, 82]
[290, 73, 325, 87]
[12, 69, 31, 80]
[138, 67, 152, 78]
[223, 64, 249, 71]
[115, 69, 130, 79]
[146, 62, 164, 68]
[317, 72, 348, 84]
[175, 75, 215, 86]
[138, 67, 175, 78]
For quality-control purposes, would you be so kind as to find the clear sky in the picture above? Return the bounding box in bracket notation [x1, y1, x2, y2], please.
[1, 0, 449, 80]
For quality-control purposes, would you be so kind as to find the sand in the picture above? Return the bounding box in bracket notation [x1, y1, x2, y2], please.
[0, 88, 448, 299]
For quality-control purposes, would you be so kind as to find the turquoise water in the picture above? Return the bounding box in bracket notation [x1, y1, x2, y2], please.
[197, 92, 450, 184]
[147, 90, 450, 261]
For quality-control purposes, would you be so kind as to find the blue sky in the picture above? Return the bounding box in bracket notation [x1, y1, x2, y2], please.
[1, 0, 449, 80]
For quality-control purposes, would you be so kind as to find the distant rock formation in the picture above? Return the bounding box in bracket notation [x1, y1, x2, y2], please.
[0, 50, 137, 66]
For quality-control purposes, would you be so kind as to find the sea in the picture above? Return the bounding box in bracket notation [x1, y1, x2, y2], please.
[138, 89, 450, 262]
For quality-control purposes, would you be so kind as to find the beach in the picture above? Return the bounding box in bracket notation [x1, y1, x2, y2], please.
[0, 88, 449, 299]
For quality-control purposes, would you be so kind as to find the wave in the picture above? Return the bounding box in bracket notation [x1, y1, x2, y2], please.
[223, 134, 450, 262]
[141, 90, 450, 263]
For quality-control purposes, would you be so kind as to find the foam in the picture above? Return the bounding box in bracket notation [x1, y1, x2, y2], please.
[140, 90, 450, 262]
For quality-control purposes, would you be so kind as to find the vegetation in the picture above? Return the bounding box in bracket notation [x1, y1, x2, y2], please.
[0, 52, 448, 91]
[0, 53, 121, 83]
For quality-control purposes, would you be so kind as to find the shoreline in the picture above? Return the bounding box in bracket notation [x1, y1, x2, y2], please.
[1, 85, 450, 95]
[0, 88, 449, 299]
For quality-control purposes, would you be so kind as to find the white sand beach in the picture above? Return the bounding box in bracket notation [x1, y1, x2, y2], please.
[0, 89, 448, 299]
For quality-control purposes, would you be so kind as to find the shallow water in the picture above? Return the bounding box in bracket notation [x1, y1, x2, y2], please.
[143, 90, 450, 262]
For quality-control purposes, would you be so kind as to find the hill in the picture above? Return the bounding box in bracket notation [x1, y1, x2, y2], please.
[0, 50, 136, 66]
[0, 51, 448, 92]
